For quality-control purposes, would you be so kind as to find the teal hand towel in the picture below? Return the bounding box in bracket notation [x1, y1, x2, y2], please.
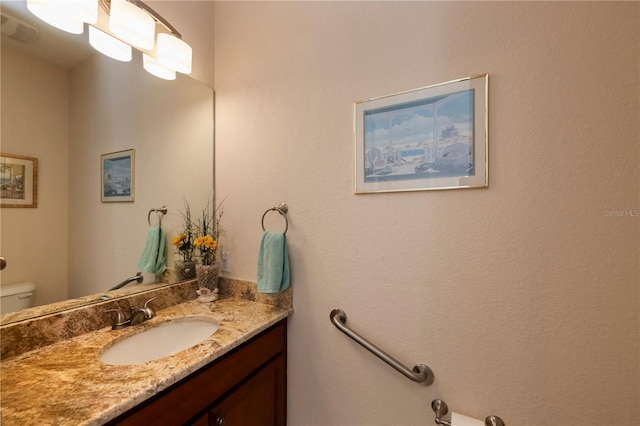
[137, 226, 167, 275]
[257, 231, 290, 294]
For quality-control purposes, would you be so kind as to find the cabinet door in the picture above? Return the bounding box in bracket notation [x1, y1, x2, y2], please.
[210, 354, 286, 426]
[190, 412, 210, 426]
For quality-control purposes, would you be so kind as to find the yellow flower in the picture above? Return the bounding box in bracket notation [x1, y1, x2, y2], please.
[194, 235, 217, 251]
[206, 237, 217, 250]
[172, 235, 185, 247]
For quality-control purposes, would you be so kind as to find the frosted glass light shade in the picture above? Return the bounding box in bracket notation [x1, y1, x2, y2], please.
[89, 26, 132, 62]
[156, 33, 192, 74]
[109, 0, 155, 50]
[71, 0, 98, 23]
[27, 0, 95, 34]
[143, 54, 176, 81]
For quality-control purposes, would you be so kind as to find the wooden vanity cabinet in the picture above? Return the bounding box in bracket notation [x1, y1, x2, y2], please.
[193, 354, 285, 426]
[107, 319, 287, 426]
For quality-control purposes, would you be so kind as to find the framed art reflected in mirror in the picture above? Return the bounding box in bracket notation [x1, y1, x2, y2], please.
[0, 153, 38, 208]
[101, 149, 135, 203]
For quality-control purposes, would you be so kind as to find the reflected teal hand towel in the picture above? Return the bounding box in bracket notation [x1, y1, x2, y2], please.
[137, 227, 167, 275]
[257, 231, 290, 294]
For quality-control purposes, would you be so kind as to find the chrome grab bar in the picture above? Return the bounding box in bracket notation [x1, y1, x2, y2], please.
[330, 308, 434, 386]
[109, 272, 143, 291]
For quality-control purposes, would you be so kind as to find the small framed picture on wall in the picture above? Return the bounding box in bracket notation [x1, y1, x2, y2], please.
[101, 149, 135, 203]
[0, 153, 38, 208]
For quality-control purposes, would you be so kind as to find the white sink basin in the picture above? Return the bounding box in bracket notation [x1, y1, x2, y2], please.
[98, 317, 220, 365]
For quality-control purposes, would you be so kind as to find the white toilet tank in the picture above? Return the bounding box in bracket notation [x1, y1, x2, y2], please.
[0, 282, 36, 314]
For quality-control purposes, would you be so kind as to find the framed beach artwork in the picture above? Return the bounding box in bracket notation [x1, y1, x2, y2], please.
[0, 153, 38, 208]
[101, 149, 135, 203]
[354, 74, 488, 193]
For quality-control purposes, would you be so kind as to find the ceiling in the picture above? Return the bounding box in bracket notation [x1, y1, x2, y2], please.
[1, 0, 94, 69]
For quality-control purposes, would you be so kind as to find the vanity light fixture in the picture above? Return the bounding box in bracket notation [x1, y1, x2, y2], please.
[100, 0, 192, 79]
[108, 0, 154, 50]
[156, 32, 192, 75]
[26, 0, 97, 34]
[89, 26, 132, 62]
[26, 0, 193, 80]
[143, 53, 176, 81]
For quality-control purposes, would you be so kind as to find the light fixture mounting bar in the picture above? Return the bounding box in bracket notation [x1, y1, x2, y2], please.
[132, 0, 181, 38]
[98, 0, 182, 38]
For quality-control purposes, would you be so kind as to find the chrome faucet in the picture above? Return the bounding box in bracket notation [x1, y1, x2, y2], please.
[104, 308, 130, 330]
[130, 298, 157, 325]
[105, 297, 157, 330]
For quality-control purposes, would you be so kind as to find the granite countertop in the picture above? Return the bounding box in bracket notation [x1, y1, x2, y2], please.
[0, 298, 292, 425]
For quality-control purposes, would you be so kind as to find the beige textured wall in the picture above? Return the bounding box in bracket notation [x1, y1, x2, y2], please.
[213, 2, 639, 425]
[68, 53, 214, 297]
[0, 45, 69, 307]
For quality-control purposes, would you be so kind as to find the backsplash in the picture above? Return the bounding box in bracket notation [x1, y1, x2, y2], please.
[0, 277, 292, 360]
[219, 277, 293, 310]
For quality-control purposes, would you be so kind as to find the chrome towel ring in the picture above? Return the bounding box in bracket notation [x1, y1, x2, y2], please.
[261, 203, 289, 234]
[148, 206, 168, 227]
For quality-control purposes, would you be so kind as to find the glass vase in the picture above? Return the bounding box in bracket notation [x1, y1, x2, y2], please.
[176, 260, 197, 281]
[196, 264, 219, 291]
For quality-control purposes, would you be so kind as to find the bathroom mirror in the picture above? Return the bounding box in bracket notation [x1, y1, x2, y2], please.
[0, 1, 214, 325]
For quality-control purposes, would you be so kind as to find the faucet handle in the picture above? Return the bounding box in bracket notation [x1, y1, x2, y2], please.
[105, 308, 130, 330]
[141, 297, 158, 320]
[143, 296, 157, 308]
[129, 297, 158, 326]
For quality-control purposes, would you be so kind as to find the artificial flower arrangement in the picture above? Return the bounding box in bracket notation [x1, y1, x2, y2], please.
[173, 197, 225, 266]
[194, 235, 217, 265]
[172, 200, 195, 263]
[194, 196, 225, 266]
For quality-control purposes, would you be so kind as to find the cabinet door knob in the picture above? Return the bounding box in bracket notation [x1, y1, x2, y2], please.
[215, 416, 225, 426]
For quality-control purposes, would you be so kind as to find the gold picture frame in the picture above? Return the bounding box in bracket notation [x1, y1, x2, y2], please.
[0, 153, 38, 208]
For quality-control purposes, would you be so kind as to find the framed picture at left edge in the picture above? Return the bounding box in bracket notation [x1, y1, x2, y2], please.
[101, 149, 135, 203]
[0, 153, 38, 208]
